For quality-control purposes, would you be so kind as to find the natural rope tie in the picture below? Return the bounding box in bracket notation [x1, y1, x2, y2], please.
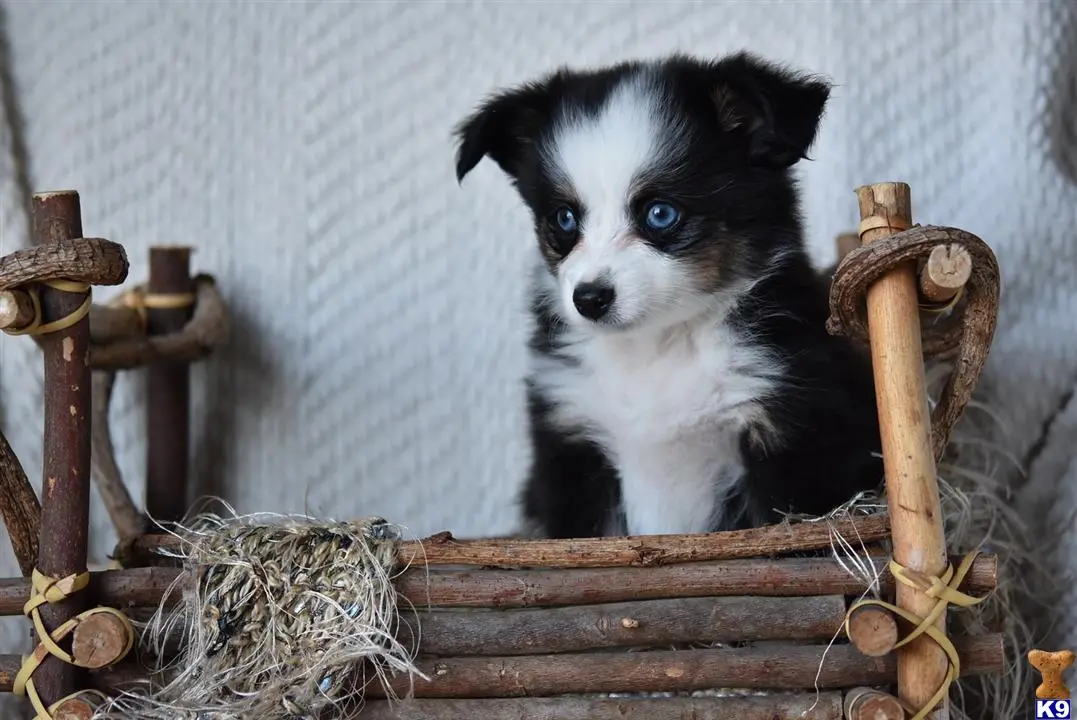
[844, 551, 987, 720]
[117, 286, 197, 332]
[13, 568, 136, 720]
[1, 279, 91, 337]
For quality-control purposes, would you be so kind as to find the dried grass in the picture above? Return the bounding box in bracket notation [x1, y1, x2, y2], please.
[92, 505, 426, 720]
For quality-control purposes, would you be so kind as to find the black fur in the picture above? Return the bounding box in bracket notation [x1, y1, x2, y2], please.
[455, 51, 883, 538]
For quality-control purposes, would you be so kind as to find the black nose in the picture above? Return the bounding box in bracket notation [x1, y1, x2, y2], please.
[572, 282, 615, 320]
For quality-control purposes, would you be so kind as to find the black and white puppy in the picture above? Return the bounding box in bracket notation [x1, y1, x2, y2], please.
[454, 52, 883, 538]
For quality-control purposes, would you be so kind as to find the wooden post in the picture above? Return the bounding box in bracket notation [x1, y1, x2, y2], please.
[31, 190, 93, 705]
[856, 182, 949, 719]
[145, 246, 194, 524]
[51, 696, 97, 720]
[71, 613, 130, 669]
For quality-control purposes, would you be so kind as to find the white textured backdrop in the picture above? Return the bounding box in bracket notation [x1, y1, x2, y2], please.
[0, 0, 1075, 712]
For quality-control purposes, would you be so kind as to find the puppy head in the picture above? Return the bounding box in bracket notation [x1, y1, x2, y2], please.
[455, 52, 830, 331]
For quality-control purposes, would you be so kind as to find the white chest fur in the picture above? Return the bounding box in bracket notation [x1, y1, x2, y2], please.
[532, 317, 779, 536]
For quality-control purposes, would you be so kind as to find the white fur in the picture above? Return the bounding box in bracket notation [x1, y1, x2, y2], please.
[531, 296, 780, 535]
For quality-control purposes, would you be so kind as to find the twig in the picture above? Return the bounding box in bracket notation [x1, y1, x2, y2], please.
[401, 594, 846, 656]
[0, 426, 40, 576]
[357, 694, 845, 720]
[366, 635, 1004, 699]
[131, 513, 893, 569]
[0, 555, 998, 616]
[90, 370, 147, 543]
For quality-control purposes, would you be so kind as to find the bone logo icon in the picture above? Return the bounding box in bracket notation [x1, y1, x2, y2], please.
[1030, 650, 1075, 719]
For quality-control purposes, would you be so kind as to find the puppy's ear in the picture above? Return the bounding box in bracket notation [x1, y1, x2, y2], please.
[710, 52, 831, 168]
[454, 80, 555, 183]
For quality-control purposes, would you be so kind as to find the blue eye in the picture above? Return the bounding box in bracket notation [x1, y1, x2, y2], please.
[555, 206, 578, 233]
[645, 202, 680, 230]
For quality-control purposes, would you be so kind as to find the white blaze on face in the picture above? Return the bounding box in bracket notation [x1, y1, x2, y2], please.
[543, 76, 691, 328]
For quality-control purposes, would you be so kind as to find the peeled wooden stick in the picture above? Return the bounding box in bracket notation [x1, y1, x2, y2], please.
[856, 182, 950, 719]
[919, 244, 972, 305]
[0, 289, 35, 330]
[844, 687, 906, 720]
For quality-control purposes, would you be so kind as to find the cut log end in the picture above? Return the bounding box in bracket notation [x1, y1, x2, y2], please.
[855, 183, 913, 243]
[847, 605, 899, 658]
[33, 190, 80, 201]
[72, 612, 130, 669]
[844, 687, 906, 720]
[0, 289, 35, 331]
[919, 244, 972, 305]
[52, 697, 96, 720]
